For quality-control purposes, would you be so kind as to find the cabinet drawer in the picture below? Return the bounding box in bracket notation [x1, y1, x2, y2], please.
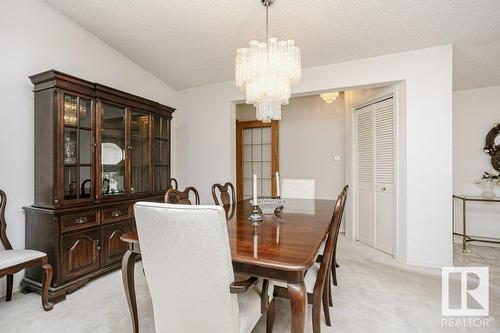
[102, 205, 132, 224]
[61, 211, 100, 232]
[61, 228, 100, 282]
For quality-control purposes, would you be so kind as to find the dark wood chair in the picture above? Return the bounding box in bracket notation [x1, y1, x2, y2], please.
[169, 177, 178, 190]
[211, 182, 236, 219]
[273, 192, 344, 332]
[331, 185, 348, 287]
[0, 189, 53, 311]
[164, 186, 200, 205]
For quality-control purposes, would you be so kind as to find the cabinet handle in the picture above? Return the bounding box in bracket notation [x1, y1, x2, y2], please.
[74, 216, 88, 224]
[111, 210, 122, 217]
[96, 240, 101, 251]
[381, 186, 387, 191]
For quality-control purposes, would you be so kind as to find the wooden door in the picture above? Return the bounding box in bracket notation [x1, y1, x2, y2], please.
[102, 221, 133, 267]
[236, 120, 279, 202]
[61, 228, 100, 282]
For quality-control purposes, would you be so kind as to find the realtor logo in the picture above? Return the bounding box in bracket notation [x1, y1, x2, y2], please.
[442, 267, 489, 316]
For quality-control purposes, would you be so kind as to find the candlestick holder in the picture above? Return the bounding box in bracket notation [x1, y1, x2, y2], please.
[248, 205, 263, 223]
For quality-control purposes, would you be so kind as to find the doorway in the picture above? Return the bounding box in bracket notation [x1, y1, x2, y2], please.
[236, 120, 279, 201]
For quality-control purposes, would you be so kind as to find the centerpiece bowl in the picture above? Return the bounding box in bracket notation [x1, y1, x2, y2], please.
[250, 198, 286, 215]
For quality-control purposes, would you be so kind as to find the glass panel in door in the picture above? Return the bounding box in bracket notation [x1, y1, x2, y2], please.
[153, 116, 170, 192]
[63, 94, 93, 201]
[101, 103, 126, 196]
[130, 110, 150, 194]
[242, 127, 272, 199]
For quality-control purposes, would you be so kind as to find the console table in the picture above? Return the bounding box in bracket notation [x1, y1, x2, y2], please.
[453, 195, 500, 252]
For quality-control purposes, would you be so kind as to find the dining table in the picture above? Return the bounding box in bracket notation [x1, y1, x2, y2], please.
[120, 198, 335, 333]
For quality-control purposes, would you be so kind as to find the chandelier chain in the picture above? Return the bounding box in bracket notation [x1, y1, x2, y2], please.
[266, 4, 270, 66]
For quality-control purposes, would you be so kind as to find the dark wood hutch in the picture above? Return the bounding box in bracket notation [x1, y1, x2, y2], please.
[23, 70, 174, 302]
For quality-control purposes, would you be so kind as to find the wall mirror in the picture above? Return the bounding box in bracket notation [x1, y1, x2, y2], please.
[484, 123, 500, 171]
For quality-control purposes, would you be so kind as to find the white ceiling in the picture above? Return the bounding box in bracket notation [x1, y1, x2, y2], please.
[44, 0, 500, 91]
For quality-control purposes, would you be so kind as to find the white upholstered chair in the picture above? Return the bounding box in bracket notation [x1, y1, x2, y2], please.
[134, 202, 275, 333]
[281, 179, 315, 199]
[0, 189, 53, 311]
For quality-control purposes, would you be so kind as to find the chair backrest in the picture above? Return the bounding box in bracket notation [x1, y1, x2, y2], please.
[0, 190, 12, 251]
[212, 182, 236, 219]
[169, 177, 178, 190]
[333, 185, 349, 252]
[134, 202, 238, 332]
[313, 192, 343, 291]
[281, 179, 315, 199]
[164, 186, 200, 205]
[212, 182, 236, 206]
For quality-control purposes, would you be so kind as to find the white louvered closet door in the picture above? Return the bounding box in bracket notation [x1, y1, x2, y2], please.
[374, 99, 395, 254]
[355, 107, 375, 247]
[355, 97, 395, 255]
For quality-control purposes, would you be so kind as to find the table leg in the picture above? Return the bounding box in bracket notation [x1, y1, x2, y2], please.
[122, 250, 140, 333]
[462, 199, 467, 253]
[287, 282, 307, 333]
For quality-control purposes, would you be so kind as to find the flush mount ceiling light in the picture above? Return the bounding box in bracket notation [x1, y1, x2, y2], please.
[235, 0, 301, 123]
[320, 92, 340, 104]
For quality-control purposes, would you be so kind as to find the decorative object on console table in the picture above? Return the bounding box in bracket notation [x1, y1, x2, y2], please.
[474, 171, 499, 198]
[22, 70, 174, 303]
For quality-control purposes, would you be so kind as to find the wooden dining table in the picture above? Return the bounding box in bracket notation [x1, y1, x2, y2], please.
[120, 198, 335, 333]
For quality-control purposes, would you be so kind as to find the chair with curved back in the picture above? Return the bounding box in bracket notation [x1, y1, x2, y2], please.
[0, 189, 53, 311]
[169, 177, 178, 190]
[164, 186, 200, 205]
[134, 202, 275, 333]
[273, 191, 344, 332]
[211, 182, 236, 219]
[331, 185, 348, 286]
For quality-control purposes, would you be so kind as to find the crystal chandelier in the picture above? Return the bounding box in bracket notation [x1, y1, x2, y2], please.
[235, 0, 301, 123]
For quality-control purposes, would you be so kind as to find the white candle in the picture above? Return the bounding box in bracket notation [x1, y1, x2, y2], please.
[253, 174, 258, 204]
[275, 171, 280, 198]
[253, 231, 258, 258]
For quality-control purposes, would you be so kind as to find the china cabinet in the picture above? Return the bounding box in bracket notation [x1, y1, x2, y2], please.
[23, 70, 174, 302]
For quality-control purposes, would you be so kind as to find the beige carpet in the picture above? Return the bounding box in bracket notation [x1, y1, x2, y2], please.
[1, 236, 499, 332]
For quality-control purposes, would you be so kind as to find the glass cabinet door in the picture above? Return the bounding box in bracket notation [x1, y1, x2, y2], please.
[63, 93, 93, 201]
[153, 116, 170, 192]
[130, 110, 151, 194]
[101, 103, 126, 196]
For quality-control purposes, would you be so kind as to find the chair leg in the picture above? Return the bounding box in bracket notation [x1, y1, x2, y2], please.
[322, 282, 332, 326]
[266, 298, 276, 333]
[261, 279, 270, 314]
[41, 264, 54, 311]
[312, 293, 321, 333]
[331, 259, 338, 286]
[328, 276, 333, 307]
[6, 274, 13, 302]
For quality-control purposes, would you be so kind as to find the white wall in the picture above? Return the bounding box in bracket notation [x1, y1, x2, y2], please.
[237, 94, 346, 200]
[0, 0, 178, 296]
[453, 86, 500, 239]
[177, 45, 453, 268]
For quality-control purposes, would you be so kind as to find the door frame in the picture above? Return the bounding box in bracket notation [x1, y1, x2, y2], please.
[236, 120, 279, 202]
[351, 88, 399, 259]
